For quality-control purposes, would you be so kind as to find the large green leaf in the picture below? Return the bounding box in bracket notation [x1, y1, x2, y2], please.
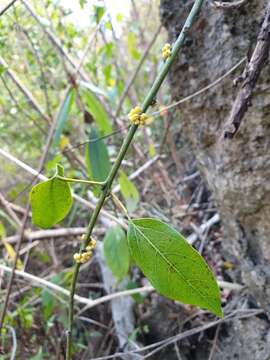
[103, 225, 130, 280]
[83, 90, 112, 135]
[119, 171, 139, 213]
[85, 126, 111, 183]
[53, 88, 75, 147]
[128, 218, 222, 317]
[30, 165, 73, 229]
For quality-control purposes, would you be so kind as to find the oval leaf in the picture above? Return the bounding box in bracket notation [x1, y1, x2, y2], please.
[30, 174, 73, 229]
[128, 218, 222, 317]
[103, 225, 130, 280]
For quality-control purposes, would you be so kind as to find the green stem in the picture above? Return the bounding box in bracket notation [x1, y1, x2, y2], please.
[56, 175, 105, 186]
[65, 1, 205, 358]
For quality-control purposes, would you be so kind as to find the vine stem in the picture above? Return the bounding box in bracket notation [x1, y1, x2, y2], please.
[65, 0, 205, 358]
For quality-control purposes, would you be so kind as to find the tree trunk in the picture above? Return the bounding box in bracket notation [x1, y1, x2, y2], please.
[160, 0, 270, 358]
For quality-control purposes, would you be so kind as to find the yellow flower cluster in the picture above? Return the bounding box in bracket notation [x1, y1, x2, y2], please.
[73, 238, 97, 264]
[128, 106, 151, 126]
[162, 43, 171, 60]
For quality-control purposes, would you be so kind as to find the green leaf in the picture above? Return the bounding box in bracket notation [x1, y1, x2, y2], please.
[119, 171, 139, 213]
[94, 5, 105, 23]
[79, 80, 108, 98]
[85, 126, 111, 183]
[83, 90, 112, 135]
[128, 218, 222, 317]
[42, 289, 54, 321]
[53, 88, 75, 147]
[126, 281, 144, 304]
[103, 225, 130, 280]
[30, 166, 73, 229]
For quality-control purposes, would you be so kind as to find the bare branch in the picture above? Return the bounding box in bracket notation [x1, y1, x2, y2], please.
[115, 24, 162, 117]
[5, 227, 87, 244]
[0, 57, 50, 123]
[223, 2, 270, 138]
[0, 0, 18, 17]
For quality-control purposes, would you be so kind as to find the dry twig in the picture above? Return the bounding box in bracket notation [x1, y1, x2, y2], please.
[223, 2, 270, 138]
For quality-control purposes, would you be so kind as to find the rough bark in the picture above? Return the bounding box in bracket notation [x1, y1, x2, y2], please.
[160, 0, 270, 359]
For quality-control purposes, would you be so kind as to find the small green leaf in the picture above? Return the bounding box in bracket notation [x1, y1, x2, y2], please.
[94, 4, 105, 23]
[85, 126, 111, 183]
[83, 90, 112, 135]
[128, 218, 222, 317]
[30, 167, 73, 229]
[79, 81, 108, 97]
[53, 88, 75, 147]
[42, 289, 54, 321]
[103, 225, 130, 280]
[119, 171, 139, 213]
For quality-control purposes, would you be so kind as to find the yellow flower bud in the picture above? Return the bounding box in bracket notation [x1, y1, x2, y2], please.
[129, 113, 140, 123]
[162, 43, 171, 60]
[81, 234, 86, 241]
[91, 239, 97, 247]
[163, 43, 171, 50]
[133, 106, 142, 114]
[73, 253, 81, 263]
[128, 107, 152, 126]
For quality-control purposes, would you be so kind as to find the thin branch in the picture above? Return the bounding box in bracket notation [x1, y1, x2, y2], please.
[5, 227, 87, 244]
[115, 24, 162, 117]
[150, 57, 246, 117]
[0, 264, 153, 307]
[187, 213, 220, 245]
[90, 309, 263, 360]
[0, 75, 46, 134]
[19, 25, 52, 118]
[0, 56, 50, 123]
[212, 0, 247, 10]
[0, 99, 63, 328]
[222, 3, 270, 138]
[0, 191, 22, 227]
[0, 0, 18, 17]
[0, 264, 242, 308]
[0, 31, 105, 325]
[21, 0, 89, 82]
[208, 323, 221, 360]
[6, 325, 17, 360]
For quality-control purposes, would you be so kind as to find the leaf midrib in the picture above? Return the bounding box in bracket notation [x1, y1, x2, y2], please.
[132, 222, 215, 306]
